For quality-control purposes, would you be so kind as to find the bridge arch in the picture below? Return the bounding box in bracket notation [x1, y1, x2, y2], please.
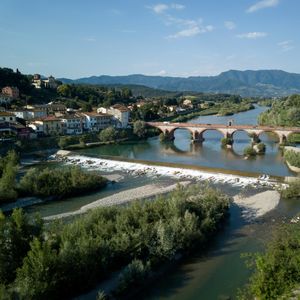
[168, 126, 194, 136]
[231, 129, 252, 140]
[257, 130, 281, 143]
[198, 128, 226, 138]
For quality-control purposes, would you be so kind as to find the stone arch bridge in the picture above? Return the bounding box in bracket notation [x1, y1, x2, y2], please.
[147, 122, 300, 144]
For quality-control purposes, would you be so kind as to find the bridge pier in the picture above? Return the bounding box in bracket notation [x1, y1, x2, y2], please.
[192, 131, 205, 143]
[162, 130, 175, 141]
[148, 122, 300, 148]
[279, 134, 287, 145]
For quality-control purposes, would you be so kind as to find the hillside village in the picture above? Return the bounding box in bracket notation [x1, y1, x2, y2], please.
[0, 81, 131, 140]
[0, 69, 212, 141]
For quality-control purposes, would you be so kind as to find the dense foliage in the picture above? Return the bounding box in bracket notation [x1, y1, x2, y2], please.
[243, 146, 257, 157]
[284, 149, 300, 168]
[0, 185, 229, 299]
[0, 67, 32, 94]
[0, 151, 19, 202]
[0, 209, 43, 284]
[258, 94, 300, 127]
[19, 166, 107, 198]
[217, 100, 254, 116]
[57, 84, 132, 108]
[0, 151, 107, 202]
[239, 222, 300, 299]
[281, 180, 300, 199]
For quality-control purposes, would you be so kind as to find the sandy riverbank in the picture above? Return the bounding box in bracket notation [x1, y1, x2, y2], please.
[44, 181, 190, 221]
[233, 190, 280, 220]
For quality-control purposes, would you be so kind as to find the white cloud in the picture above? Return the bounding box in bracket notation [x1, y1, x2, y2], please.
[247, 0, 279, 13]
[237, 32, 267, 39]
[167, 23, 213, 39]
[224, 21, 236, 30]
[158, 70, 167, 75]
[148, 4, 212, 39]
[148, 3, 185, 14]
[151, 4, 169, 14]
[278, 40, 294, 51]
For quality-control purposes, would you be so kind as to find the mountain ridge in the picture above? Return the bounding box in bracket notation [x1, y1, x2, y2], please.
[59, 69, 300, 97]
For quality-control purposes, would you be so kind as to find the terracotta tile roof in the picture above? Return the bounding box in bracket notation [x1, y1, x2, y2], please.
[0, 111, 15, 117]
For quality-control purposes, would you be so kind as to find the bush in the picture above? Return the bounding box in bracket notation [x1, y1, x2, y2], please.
[256, 142, 266, 153]
[243, 146, 256, 157]
[58, 136, 80, 149]
[133, 120, 147, 138]
[284, 149, 300, 168]
[8, 184, 229, 299]
[115, 259, 151, 295]
[240, 223, 300, 299]
[281, 180, 300, 199]
[221, 137, 233, 147]
[99, 126, 118, 142]
[19, 166, 107, 198]
[0, 151, 19, 203]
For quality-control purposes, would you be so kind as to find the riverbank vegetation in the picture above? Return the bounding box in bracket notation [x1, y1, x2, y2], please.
[258, 94, 300, 127]
[0, 151, 107, 203]
[19, 166, 107, 199]
[281, 180, 300, 199]
[0, 151, 19, 202]
[284, 149, 300, 168]
[239, 222, 300, 299]
[0, 184, 229, 299]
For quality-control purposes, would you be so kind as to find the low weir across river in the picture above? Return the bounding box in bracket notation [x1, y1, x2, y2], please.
[147, 122, 300, 144]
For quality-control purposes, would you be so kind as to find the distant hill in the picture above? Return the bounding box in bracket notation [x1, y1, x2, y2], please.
[60, 70, 300, 97]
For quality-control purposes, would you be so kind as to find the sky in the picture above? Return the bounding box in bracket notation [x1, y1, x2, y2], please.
[0, 0, 299, 78]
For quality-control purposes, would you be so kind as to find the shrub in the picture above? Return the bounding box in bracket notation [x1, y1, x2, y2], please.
[115, 259, 151, 295]
[19, 166, 107, 198]
[281, 180, 300, 199]
[99, 127, 118, 142]
[243, 146, 256, 157]
[256, 142, 266, 153]
[284, 149, 300, 168]
[221, 137, 233, 147]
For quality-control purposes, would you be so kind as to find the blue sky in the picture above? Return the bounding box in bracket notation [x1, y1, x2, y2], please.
[0, 0, 298, 78]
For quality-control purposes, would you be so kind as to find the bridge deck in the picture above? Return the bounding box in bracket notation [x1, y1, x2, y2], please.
[147, 122, 300, 132]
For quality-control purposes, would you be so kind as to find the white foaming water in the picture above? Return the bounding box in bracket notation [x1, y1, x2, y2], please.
[52, 154, 282, 189]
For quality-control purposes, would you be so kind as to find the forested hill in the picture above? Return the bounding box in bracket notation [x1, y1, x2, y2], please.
[60, 70, 300, 97]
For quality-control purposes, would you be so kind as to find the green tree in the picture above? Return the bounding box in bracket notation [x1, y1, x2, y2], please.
[16, 239, 60, 299]
[0, 209, 43, 283]
[99, 126, 118, 142]
[133, 120, 147, 138]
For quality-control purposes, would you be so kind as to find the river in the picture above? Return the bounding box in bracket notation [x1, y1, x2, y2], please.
[76, 105, 298, 177]
[73, 105, 299, 300]
[16, 106, 300, 299]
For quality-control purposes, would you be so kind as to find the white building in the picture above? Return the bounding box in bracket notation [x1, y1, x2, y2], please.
[61, 114, 83, 135]
[0, 111, 17, 123]
[12, 109, 47, 120]
[28, 121, 44, 136]
[97, 104, 130, 128]
[81, 112, 112, 131]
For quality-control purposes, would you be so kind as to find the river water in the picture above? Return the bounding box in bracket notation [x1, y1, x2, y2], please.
[73, 105, 299, 300]
[17, 106, 300, 299]
[76, 105, 297, 177]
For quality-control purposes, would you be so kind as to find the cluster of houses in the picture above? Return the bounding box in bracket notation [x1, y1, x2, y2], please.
[0, 101, 130, 140]
[32, 74, 58, 89]
[0, 86, 20, 104]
